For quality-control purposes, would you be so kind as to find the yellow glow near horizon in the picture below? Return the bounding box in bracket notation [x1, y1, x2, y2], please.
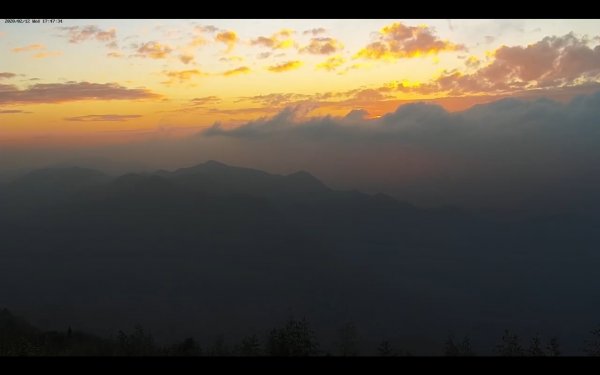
[1, 19, 600, 146]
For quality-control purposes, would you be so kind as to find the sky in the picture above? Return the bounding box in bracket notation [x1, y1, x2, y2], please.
[2, 19, 600, 212]
[1, 19, 600, 146]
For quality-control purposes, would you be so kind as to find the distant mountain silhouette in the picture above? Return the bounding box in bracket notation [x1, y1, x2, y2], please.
[153, 160, 330, 198]
[8, 167, 108, 193]
[0, 160, 599, 354]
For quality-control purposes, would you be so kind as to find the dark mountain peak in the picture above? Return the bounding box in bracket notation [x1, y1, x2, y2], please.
[0, 308, 14, 319]
[170, 160, 275, 181]
[170, 160, 235, 176]
[0, 308, 40, 336]
[9, 166, 108, 193]
[151, 161, 331, 196]
[371, 192, 419, 212]
[155, 169, 169, 177]
[287, 170, 312, 178]
[114, 173, 169, 186]
[114, 172, 146, 184]
[372, 192, 397, 202]
[285, 171, 329, 192]
[112, 173, 174, 196]
[204, 160, 228, 167]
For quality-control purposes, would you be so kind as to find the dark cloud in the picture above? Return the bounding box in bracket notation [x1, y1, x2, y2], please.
[250, 30, 295, 50]
[135, 41, 172, 59]
[251, 36, 276, 48]
[57, 25, 117, 49]
[0, 72, 17, 79]
[161, 96, 223, 114]
[303, 28, 326, 36]
[179, 54, 194, 64]
[300, 37, 343, 55]
[204, 107, 280, 116]
[195, 25, 219, 33]
[190, 96, 221, 106]
[0, 82, 160, 104]
[64, 114, 142, 122]
[239, 92, 313, 106]
[0, 84, 15, 92]
[162, 69, 203, 84]
[219, 56, 244, 63]
[0, 109, 31, 114]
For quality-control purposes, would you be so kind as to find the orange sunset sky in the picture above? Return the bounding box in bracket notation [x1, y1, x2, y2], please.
[1, 19, 600, 146]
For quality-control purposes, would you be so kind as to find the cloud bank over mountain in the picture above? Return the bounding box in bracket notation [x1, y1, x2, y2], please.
[3, 92, 600, 213]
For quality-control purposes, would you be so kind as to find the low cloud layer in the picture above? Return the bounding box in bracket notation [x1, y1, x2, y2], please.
[193, 92, 600, 212]
[64, 114, 142, 122]
[0, 109, 31, 114]
[3, 91, 600, 214]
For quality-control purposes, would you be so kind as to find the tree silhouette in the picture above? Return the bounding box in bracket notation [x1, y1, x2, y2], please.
[336, 322, 360, 356]
[115, 325, 156, 356]
[496, 330, 524, 356]
[459, 336, 474, 356]
[445, 335, 459, 356]
[237, 334, 262, 356]
[208, 334, 230, 356]
[445, 335, 474, 356]
[266, 318, 320, 356]
[0, 308, 580, 357]
[377, 340, 395, 356]
[546, 337, 560, 357]
[169, 337, 201, 356]
[528, 335, 545, 356]
[584, 328, 600, 356]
